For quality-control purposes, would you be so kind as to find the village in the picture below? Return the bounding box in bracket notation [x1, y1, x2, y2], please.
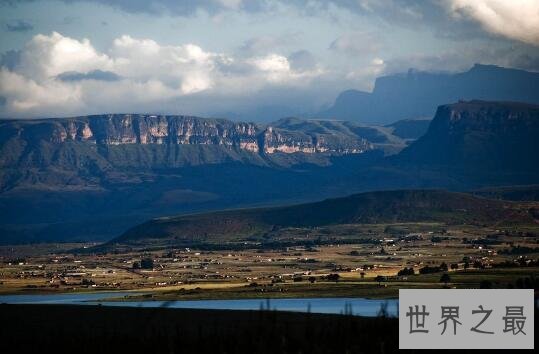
[1, 223, 537, 298]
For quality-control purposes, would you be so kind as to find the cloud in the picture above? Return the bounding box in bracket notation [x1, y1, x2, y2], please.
[0, 50, 20, 70]
[446, 0, 539, 46]
[5, 19, 33, 32]
[0, 32, 326, 117]
[383, 43, 539, 74]
[3, 1, 536, 48]
[16, 32, 113, 80]
[56, 69, 122, 82]
[238, 33, 301, 56]
[288, 50, 317, 72]
[329, 32, 382, 56]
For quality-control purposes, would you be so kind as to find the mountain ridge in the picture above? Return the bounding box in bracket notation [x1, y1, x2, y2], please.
[320, 64, 539, 124]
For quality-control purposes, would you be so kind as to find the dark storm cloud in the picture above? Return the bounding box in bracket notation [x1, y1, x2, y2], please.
[56, 69, 122, 82]
[5, 19, 33, 32]
[0, 1, 522, 45]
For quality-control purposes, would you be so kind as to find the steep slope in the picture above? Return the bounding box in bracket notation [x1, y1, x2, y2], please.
[396, 100, 539, 174]
[320, 64, 539, 124]
[113, 190, 537, 246]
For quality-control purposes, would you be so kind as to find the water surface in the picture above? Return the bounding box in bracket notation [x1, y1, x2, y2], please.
[0, 293, 398, 317]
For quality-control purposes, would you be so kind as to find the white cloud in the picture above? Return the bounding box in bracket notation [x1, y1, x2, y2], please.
[17, 32, 112, 80]
[329, 32, 382, 56]
[0, 32, 327, 117]
[0, 68, 83, 111]
[446, 0, 539, 46]
[110, 36, 216, 94]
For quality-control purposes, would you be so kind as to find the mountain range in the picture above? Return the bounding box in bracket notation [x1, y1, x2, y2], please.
[0, 114, 411, 244]
[319, 64, 539, 124]
[1, 99, 538, 244]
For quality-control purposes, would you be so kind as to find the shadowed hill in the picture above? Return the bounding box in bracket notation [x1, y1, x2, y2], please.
[112, 190, 537, 246]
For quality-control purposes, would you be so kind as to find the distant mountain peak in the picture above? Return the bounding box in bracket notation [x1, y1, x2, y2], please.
[319, 64, 539, 124]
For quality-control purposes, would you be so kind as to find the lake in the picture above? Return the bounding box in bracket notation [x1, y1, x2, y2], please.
[0, 292, 398, 317]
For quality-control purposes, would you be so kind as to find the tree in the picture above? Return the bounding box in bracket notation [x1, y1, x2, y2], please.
[308, 276, 316, 284]
[440, 273, 451, 285]
[473, 260, 484, 269]
[140, 258, 154, 270]
[419, 265, 440, 274]
[132, 261, 140, 269]
[327, 273, 340, 282]
[359, 272, 365, 279]
[375, 275, 385, 286]
[397, 267, 414, 276]
[439, 262, 448, 271]
[81, 278, 95, 286]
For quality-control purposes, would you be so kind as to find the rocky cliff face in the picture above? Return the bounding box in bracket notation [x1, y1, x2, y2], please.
[1, 114, 372, 156]
[396, 100, 539, 173]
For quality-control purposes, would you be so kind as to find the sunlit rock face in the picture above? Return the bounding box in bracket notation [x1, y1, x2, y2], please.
[2, 114, 373, 156]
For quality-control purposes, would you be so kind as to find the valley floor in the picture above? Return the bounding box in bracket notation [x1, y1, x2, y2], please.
[1, 222, 537, 299]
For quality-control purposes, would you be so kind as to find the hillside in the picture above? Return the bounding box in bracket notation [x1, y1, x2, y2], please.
[112, 190, 537, 247]
[319, 64, 539, 124]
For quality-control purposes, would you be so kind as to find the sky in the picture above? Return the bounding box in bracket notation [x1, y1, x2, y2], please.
[0, 0, 538, 120]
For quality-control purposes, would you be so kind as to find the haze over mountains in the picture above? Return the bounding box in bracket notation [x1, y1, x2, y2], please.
[320, 64, 539, 124]
[1, 64, 538, 245]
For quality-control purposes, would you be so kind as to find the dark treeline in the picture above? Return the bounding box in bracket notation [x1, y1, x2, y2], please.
[0, 304, 516, 354]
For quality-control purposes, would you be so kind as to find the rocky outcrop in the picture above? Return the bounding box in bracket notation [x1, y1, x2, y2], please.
[1, 114, 372, 156]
